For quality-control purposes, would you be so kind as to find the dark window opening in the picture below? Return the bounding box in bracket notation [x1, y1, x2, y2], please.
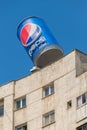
[67, 100, 72, 109]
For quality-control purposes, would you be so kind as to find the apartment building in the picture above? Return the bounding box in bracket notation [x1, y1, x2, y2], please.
[0, 49, 87, 130]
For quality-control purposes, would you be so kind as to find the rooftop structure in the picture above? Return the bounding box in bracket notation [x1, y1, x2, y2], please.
[0, 50, 87, 130]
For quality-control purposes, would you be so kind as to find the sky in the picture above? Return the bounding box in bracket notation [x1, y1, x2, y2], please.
[0, 0, 87, 85]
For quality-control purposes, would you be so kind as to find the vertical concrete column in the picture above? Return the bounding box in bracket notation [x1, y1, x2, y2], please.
[4, 95, 14, 130]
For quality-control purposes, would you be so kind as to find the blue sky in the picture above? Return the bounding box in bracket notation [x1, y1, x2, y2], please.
[0, 0, 87, 85]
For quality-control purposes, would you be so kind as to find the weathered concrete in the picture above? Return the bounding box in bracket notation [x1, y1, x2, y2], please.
[0, 50, 87, 130]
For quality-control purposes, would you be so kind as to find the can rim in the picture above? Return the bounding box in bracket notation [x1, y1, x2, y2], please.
[34, 44, 63, 67]
[17, 16, 42, 30]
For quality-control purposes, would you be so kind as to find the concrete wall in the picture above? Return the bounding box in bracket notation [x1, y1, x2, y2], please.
[0, 82, 14, 130]
[0, 50, 87, 130]
[75, 50, 87, 76]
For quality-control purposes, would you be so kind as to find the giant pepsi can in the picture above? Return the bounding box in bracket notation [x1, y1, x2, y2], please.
[17, 16, 63, 67]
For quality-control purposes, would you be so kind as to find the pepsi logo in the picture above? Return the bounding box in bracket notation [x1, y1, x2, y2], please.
[20, 23, 42, 46]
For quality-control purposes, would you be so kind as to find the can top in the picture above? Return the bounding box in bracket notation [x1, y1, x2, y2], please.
[17, 16, 42, 30]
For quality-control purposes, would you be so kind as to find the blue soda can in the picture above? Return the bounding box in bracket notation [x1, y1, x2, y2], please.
[17, 16, 63, 67]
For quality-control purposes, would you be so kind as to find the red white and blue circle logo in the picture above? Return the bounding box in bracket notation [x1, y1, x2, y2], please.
[20, 23, 42, 46]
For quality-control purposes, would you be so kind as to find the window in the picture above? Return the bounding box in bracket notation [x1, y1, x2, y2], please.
[0, 105, 4, 116]
[77, 123, 87, 130]
[67, 100, 72, 109]
[0, 100, 4, 117]
[43, 110, 55, 127]
[16, 97, 26, 110]
[77, 92, 87, 107]
[43, 84, 54, 97]
[16, 125, 27, 130]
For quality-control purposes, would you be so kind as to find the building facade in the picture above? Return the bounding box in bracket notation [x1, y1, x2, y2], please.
[0, 50, 87, 130]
